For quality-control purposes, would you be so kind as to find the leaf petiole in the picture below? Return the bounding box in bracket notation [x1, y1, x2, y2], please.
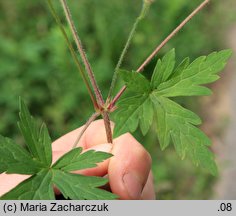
[73, 112, 100, 148]
[107, 0, 152, 100]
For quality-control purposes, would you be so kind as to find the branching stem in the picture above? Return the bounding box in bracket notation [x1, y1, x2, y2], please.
[47, 0, 98, 109]
[108, 0, 210, 109]
[50, 0, 210, 145]
[60, 0, 104, 106]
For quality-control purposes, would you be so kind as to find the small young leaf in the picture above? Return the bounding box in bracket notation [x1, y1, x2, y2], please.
[18, 98, 52, 167]
[52, 147, 113, 172]
[0, 170, 55, 200]
[52, 170, 118, 200]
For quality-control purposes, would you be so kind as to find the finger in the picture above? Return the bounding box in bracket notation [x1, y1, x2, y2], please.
[52, 120, 114, 152]
[141, 171, 156, 200]
[0, 174, 29, 197]
[108, 133, 152, 200]
[84, 120, 114, 146]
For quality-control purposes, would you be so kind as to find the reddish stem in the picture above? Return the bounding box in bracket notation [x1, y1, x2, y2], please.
[108, 0, 210, 109]
[60, 0, 104, 106]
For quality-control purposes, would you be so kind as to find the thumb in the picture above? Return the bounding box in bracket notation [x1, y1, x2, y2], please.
[108, 134, 152, 200]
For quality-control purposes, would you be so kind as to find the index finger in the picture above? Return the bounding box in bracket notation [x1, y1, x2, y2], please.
[53, 120, 113, 152]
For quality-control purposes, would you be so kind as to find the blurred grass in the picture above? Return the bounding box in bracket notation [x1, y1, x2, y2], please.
[0, 0, 235, 199]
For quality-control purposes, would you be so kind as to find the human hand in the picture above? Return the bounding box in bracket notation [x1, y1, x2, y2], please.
[0, 120, 155, 200]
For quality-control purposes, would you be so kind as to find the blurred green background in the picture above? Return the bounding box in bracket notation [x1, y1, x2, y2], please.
[0, 0, 235, 199]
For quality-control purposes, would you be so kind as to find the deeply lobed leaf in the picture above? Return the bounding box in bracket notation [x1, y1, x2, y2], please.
[0, 99, 116, 200]
[114, 49, 232, 175]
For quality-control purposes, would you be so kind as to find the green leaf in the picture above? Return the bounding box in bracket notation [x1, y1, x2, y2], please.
[114, 49, 231, 174]
[170, 57, 190, 79]
[0, 170, 55, 200]
[151, 48, 175, 87]
[0, 99, 117, 200]
[52, 170, 118, 200]
[18, 98, 52, 167]
[155, 50, 232, 97]
[0, 136, 43, 174]
[119, 70, 151, 93]
[52, 147, 113, 172]
[151, 95, 217, 175]
[151, 95, 202, 150]
[113, 93, 153, 137]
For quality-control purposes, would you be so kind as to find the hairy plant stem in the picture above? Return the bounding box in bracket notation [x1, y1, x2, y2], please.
[102, 112, 113, 143]
[73, 112, 100, 148]
[108, 0, 210, 109]
[60, 0, 104, 106]
[107, 1, 151, 100]
[59, 0, 114, 143]
[47, 0, 98, 109]
[137, 0, 210, 72]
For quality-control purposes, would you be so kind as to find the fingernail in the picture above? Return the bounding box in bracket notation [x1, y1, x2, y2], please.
[123, 172, 143, 199]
